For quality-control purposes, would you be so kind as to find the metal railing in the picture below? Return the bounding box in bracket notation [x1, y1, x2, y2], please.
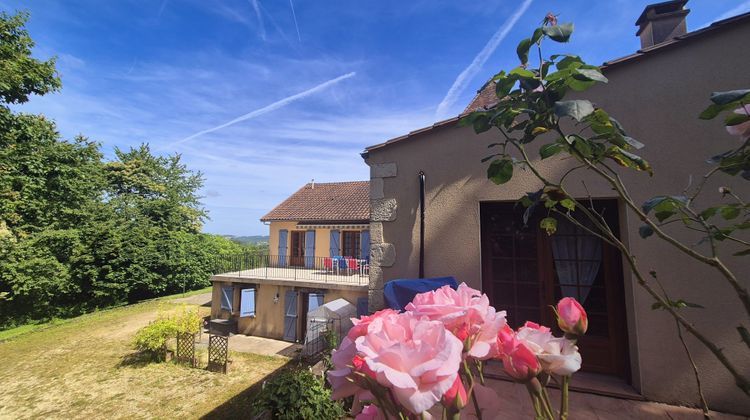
[212, 253, 369, 285]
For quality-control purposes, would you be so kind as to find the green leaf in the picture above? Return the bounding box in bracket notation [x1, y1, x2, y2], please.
[725, 113, 750, 126]
[542, 23, 574, 42]
[540, 217, 557, 235]
[566, 77, 596, 92]
[710, 89, 750, 105]
[509, 67, 536, 79]
[720, 205, 741, 220]
[642, 195, 687, 215]
[699, 207, 718, 220]
[738, 326, 750, 350]
[639, 225, 654, 238]
[531, 27, 544, 44]
[554, 55, 583, 70]
[560, 198, 576, 211]
[573, 68, 608, 83]
[539, 142, 564, 159]
[554, 100, 594, 122]
[623, 136, 645, 150]
[699, 103, 722, 120]
[487, 159, 514, 184]
[516, 38, 533, 64]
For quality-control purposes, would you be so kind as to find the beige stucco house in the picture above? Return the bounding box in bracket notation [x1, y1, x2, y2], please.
[363, 2, 750, 415]
[210, 181, 369, 343]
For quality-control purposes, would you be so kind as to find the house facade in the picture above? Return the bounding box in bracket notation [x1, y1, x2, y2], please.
[209, 181, 370, 343]
[363, 3, 750, 415]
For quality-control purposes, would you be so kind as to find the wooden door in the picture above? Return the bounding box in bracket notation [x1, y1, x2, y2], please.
[290, 231, 306, 267]
[480, 201, 629, 379]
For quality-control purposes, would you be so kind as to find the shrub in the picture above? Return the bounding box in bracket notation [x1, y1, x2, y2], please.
[172, 305, 201, 334]
[133, 316, 177, 361]
[253, 368, 344, 420]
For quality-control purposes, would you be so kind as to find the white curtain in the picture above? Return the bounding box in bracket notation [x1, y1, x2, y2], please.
[550, 217, 602, 303]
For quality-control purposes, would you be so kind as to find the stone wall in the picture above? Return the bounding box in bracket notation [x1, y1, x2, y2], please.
[367, 162, 397, 312]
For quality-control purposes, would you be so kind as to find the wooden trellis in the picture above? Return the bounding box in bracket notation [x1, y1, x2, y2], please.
[175, 332, 196, 367]
[207, 335, 229, 374]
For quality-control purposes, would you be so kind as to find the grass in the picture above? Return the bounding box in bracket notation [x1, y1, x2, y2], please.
[0, 288, 291, 419]
[0, 286, 213, 342]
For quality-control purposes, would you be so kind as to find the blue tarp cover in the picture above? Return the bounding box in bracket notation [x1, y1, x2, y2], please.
[383, 277, 459, 311]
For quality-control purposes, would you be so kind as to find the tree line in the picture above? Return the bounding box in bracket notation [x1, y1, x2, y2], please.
[0, 11, 243, 328]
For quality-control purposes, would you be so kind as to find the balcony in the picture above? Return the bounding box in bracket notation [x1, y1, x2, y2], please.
[212, 254, 369, 288]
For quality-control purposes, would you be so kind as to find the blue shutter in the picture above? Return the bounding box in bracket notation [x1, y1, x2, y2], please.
[220, 286, 233, 312]
[308, 293, 324, 312]
[360, 230, 370, 261]
[240, 288, 256, 317]
[305, 230, 315, 268]
[329, 230, 340, 257]
[283, 291, 298, 342]
[278, 229, 288, 267]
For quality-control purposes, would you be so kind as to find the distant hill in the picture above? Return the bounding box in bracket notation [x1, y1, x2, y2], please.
[224, 235, 269, 245]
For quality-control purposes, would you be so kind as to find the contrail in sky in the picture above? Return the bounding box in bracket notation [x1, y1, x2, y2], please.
[435, 0, 533, 119]
[250, 0, 266, 40]
[168, 72, 356, 147]
[289, 0, 301, 41]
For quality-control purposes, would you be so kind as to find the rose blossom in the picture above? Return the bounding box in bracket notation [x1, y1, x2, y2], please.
[556, 297, 588, 336]
[355, 311, 463, 414]
[329, 309, 401, 401]
[726, 107, 750, 141]
[497, 325, 541, 381]
[442, 375, 468, 409]
[406, 283, 507, 360]
[356, 405, 385, 420]
[516, 325, 582, 376]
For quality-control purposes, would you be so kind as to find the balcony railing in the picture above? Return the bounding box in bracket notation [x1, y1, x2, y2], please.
[212, 253, 369, 286]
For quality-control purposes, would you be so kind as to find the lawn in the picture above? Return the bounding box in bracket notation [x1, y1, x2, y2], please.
[0, 290, 290, 419]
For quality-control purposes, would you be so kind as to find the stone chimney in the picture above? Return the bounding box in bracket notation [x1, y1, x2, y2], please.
[636, 0, 690, 49]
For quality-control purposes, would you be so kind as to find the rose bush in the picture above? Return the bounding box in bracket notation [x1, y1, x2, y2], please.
[328, 282, 587, 419]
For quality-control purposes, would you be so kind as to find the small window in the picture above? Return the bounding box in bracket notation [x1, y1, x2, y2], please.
[308, 293, 324, 312]
[240, 288, 256, 318]
[221, 286, 233, 312]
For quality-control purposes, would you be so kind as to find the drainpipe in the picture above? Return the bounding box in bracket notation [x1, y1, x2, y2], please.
[418, 171, 425, 278]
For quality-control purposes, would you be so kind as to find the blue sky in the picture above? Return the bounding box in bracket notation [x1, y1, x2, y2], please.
[3, 0, 748, 235]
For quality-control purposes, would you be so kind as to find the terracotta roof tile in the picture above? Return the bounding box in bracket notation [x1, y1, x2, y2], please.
[463, 81, 498, 113]
[260, 181, 370, 222]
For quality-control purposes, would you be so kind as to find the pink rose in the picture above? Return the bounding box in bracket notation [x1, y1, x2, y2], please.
[355, 312, 463, 414]
[406, 283, 507, 360]
[556, 297, 588, 336]
[330, 309, 401, 400]
[356, 405, 385, 420]
[348, 308, 400, 340]
[328, 336, 363, 400]
[726, 107, 750, 141]
[442, 375, 468, 409]
[516, 325, 582, 376]
[497, 326, 541, 381]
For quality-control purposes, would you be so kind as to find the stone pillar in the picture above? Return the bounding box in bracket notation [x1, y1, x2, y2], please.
[368, 162, 397, 313]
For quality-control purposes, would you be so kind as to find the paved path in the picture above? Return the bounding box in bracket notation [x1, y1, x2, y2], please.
[171, 292, 212, 306]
